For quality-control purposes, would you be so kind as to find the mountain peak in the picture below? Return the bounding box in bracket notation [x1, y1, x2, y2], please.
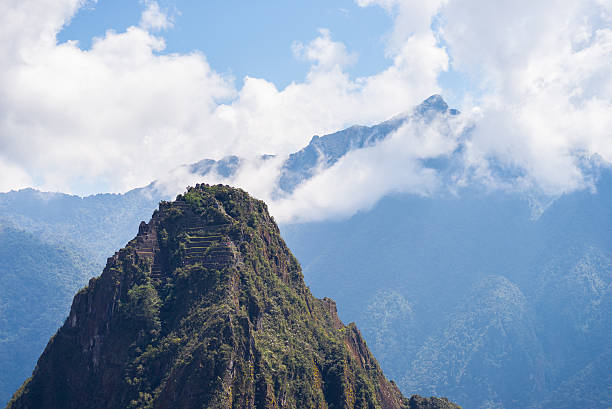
[414, 94, 454, 116]
[9, 184, 459, 409]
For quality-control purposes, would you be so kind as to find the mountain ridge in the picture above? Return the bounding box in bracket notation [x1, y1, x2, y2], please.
[8, 184, 460, 409]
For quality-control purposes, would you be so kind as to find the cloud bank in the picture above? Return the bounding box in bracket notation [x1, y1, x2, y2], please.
[440, 0, 612, 194]
[0, 0, 444, 195]
[0, 0, 611, 223]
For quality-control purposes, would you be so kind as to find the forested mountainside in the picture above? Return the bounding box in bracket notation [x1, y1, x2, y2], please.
[0, 188, 159, 265]
[8, 185, 460, 409]
[0, 228, 98, 405]
[0, 189, 161, 405]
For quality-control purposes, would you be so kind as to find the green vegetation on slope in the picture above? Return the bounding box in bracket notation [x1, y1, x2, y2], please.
[0, 228, 97, 406]
[8, 185, 458, 409]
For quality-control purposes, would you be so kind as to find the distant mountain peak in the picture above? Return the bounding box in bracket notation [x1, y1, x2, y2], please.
[413, 94, 459, 116]
[420, 94, 448, 110]
[278, 94, 460, 192]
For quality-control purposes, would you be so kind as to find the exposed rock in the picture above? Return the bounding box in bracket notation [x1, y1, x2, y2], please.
[8, 184, 460, 409]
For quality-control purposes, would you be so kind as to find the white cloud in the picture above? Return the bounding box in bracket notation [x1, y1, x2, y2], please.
[0, 0, 447, 197]
[292, 28, 358, 71]
[0, 0, 83, 54]
[356, 0, 447, 55]
[140, 1, 173, 31]
[354, 0, 612, 198]
[270, 114, 466, 222]
[1, 23, 235, 193]
[0, 156, 33, 192]
[439, 0, 612, 195]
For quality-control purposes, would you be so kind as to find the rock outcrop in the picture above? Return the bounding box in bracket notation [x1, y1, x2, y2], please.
[8, 185, 460, 409]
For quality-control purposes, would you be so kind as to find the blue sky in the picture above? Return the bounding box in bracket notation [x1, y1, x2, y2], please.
[59, 1, 393, 90]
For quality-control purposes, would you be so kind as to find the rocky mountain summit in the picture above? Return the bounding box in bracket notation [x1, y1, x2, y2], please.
[8, 184, 460, 409]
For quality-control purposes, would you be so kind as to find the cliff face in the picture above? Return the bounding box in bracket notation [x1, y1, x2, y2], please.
[8, 185, 459, 409]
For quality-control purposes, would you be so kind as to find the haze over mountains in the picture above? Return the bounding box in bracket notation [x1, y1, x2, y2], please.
[1, 96, 610, 408]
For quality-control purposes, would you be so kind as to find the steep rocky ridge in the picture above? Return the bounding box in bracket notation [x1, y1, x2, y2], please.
[0, 188, 161, 406]
[8, 185, 459, 409]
